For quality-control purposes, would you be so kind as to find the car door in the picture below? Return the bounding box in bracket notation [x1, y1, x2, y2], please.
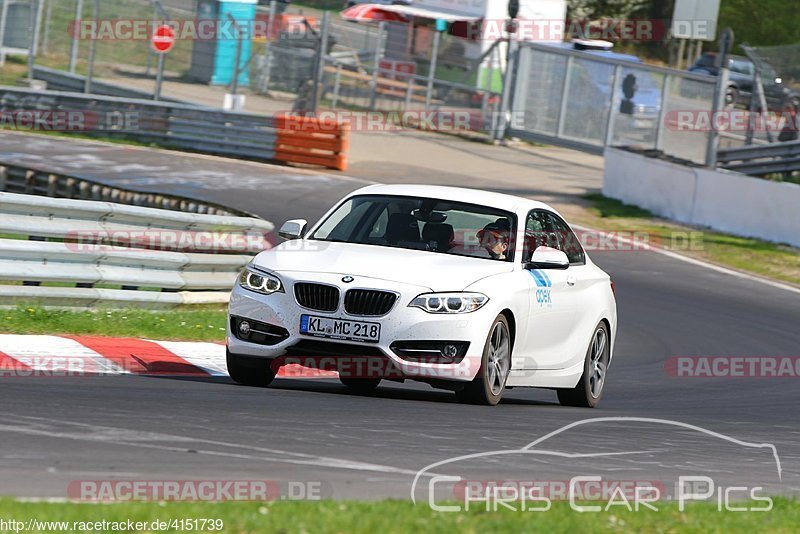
[546, 211, 605, 369]
[518, 210, 581, 370]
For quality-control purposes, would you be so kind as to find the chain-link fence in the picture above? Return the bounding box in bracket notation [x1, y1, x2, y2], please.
[254, 15, 502, 131]
[29, 0, 502, 133]
[37, 0, 193, 78]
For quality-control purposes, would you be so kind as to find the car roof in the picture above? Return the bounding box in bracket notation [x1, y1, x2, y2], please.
[543, 41, 642, 63]
[699, 52, 749, 61]
[347, 184, 553, 214]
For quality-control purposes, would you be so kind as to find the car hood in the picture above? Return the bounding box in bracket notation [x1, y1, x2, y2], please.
[252, 240, 514, 291]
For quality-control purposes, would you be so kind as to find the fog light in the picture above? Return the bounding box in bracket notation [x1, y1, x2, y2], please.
[442, 344, 458, 360]
[238, 320, 251, 337]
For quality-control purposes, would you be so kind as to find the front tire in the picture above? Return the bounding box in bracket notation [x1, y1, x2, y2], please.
[456, 314, 511, 406]
[226, 350, 277, 387]
[557, 322, 609, 408]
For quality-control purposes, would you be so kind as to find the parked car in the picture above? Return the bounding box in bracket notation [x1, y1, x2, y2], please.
[689, 52, 799, 111]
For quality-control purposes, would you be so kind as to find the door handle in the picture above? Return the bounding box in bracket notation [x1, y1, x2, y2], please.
[567, 275, 577, 286]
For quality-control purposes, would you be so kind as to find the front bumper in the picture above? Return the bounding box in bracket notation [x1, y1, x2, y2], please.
[227, 271, 495, 382]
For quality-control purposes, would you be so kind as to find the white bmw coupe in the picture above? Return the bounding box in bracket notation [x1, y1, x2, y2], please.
[227, 184, 616, 406]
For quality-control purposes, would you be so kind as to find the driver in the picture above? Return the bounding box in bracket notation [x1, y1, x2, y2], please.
[476, 219, 511, 260]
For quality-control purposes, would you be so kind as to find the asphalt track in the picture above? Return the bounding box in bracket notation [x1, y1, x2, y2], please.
[1, 132, 799, 502]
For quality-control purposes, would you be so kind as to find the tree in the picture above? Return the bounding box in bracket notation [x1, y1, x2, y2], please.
[718, 0, 800, 47]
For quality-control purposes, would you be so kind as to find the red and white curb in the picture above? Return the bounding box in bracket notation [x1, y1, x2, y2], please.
[0, 335, 335, 378]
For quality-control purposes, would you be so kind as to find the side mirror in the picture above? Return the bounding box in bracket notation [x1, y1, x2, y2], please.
[525, 246, 569, 270]
[278, 219, 307, 240]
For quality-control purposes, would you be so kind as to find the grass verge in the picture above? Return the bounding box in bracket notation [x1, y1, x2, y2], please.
[0, 306, 227, 342]
[576, 194, 800, 287]
[0, 498, 798, 533]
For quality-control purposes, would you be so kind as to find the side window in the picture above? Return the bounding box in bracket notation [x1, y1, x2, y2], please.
[730, 60, 754, 76]
[545, 213, 585, 265]
[522, 210, 559, 262]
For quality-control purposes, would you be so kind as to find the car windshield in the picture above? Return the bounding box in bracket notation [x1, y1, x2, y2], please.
[310, 194, 517, 262]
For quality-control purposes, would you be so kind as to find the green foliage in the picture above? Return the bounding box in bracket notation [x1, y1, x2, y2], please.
[719, 0, 800, 47]
[0, 305, 228, 342]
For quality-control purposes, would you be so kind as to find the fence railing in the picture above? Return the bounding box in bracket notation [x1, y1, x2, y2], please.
[717, 140, 800, 176]
[0, 190, 274, 308]
[32, 66, 186, 102]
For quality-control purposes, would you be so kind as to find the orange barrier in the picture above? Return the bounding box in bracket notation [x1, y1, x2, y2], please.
[273, 114, 350, 171]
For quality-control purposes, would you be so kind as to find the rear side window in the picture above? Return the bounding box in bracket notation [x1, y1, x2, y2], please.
[522, 210, 585, 265]
[696, 54, 716, 68]
[730, 59, 754, 75]
[546, 213, 585, 265]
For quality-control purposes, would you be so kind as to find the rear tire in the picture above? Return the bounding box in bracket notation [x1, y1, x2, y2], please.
[339, 377, 381, 393]
[226, 350, 276, 387]
[557, 322, 609, 408]
[455, 314, 511, 406]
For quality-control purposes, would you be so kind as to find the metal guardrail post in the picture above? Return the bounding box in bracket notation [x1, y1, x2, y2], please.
[425, 29, 441, 110]
[331, 63, 342, 108]
[603, 64, 622, 147]
[493, 36, 517, 141]
[310, 10, 330, 114]
[69, 0, 83, 73]
[0, 0, 9, 66]
[706, 28, 734, 167]
[83, 0, 98, 93]
[41, 0, 52, 55]
[154, 54, 165, 100]
[555, 56, 573, 138]
[32, 0, 43, 56]
[260, 0, 278, 95]
[229, 14, 243, 96]
[27, 0, 40, 82]
[654, 73, 670, 151]
[368, 21, 385, 110]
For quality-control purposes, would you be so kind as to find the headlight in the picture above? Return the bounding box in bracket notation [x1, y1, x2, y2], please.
[409, 292, 488, 314]
[238, 267, 283, 295]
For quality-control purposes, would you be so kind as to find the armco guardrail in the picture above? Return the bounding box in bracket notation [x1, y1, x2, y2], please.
[32, 66, 186, 103]
[0, 191, 274, 308]
[0, 162, 239, 216]
[717, 140, 800, 176]
[0, 86, 349, 171]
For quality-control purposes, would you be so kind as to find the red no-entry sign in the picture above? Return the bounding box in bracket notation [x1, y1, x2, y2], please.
[151, 24, 175, 54]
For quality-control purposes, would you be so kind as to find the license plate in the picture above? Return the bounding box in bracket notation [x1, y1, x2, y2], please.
[299, 315, 380, 343]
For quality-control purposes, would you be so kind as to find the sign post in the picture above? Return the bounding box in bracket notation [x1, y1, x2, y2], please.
[151, 24, 175, 101]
